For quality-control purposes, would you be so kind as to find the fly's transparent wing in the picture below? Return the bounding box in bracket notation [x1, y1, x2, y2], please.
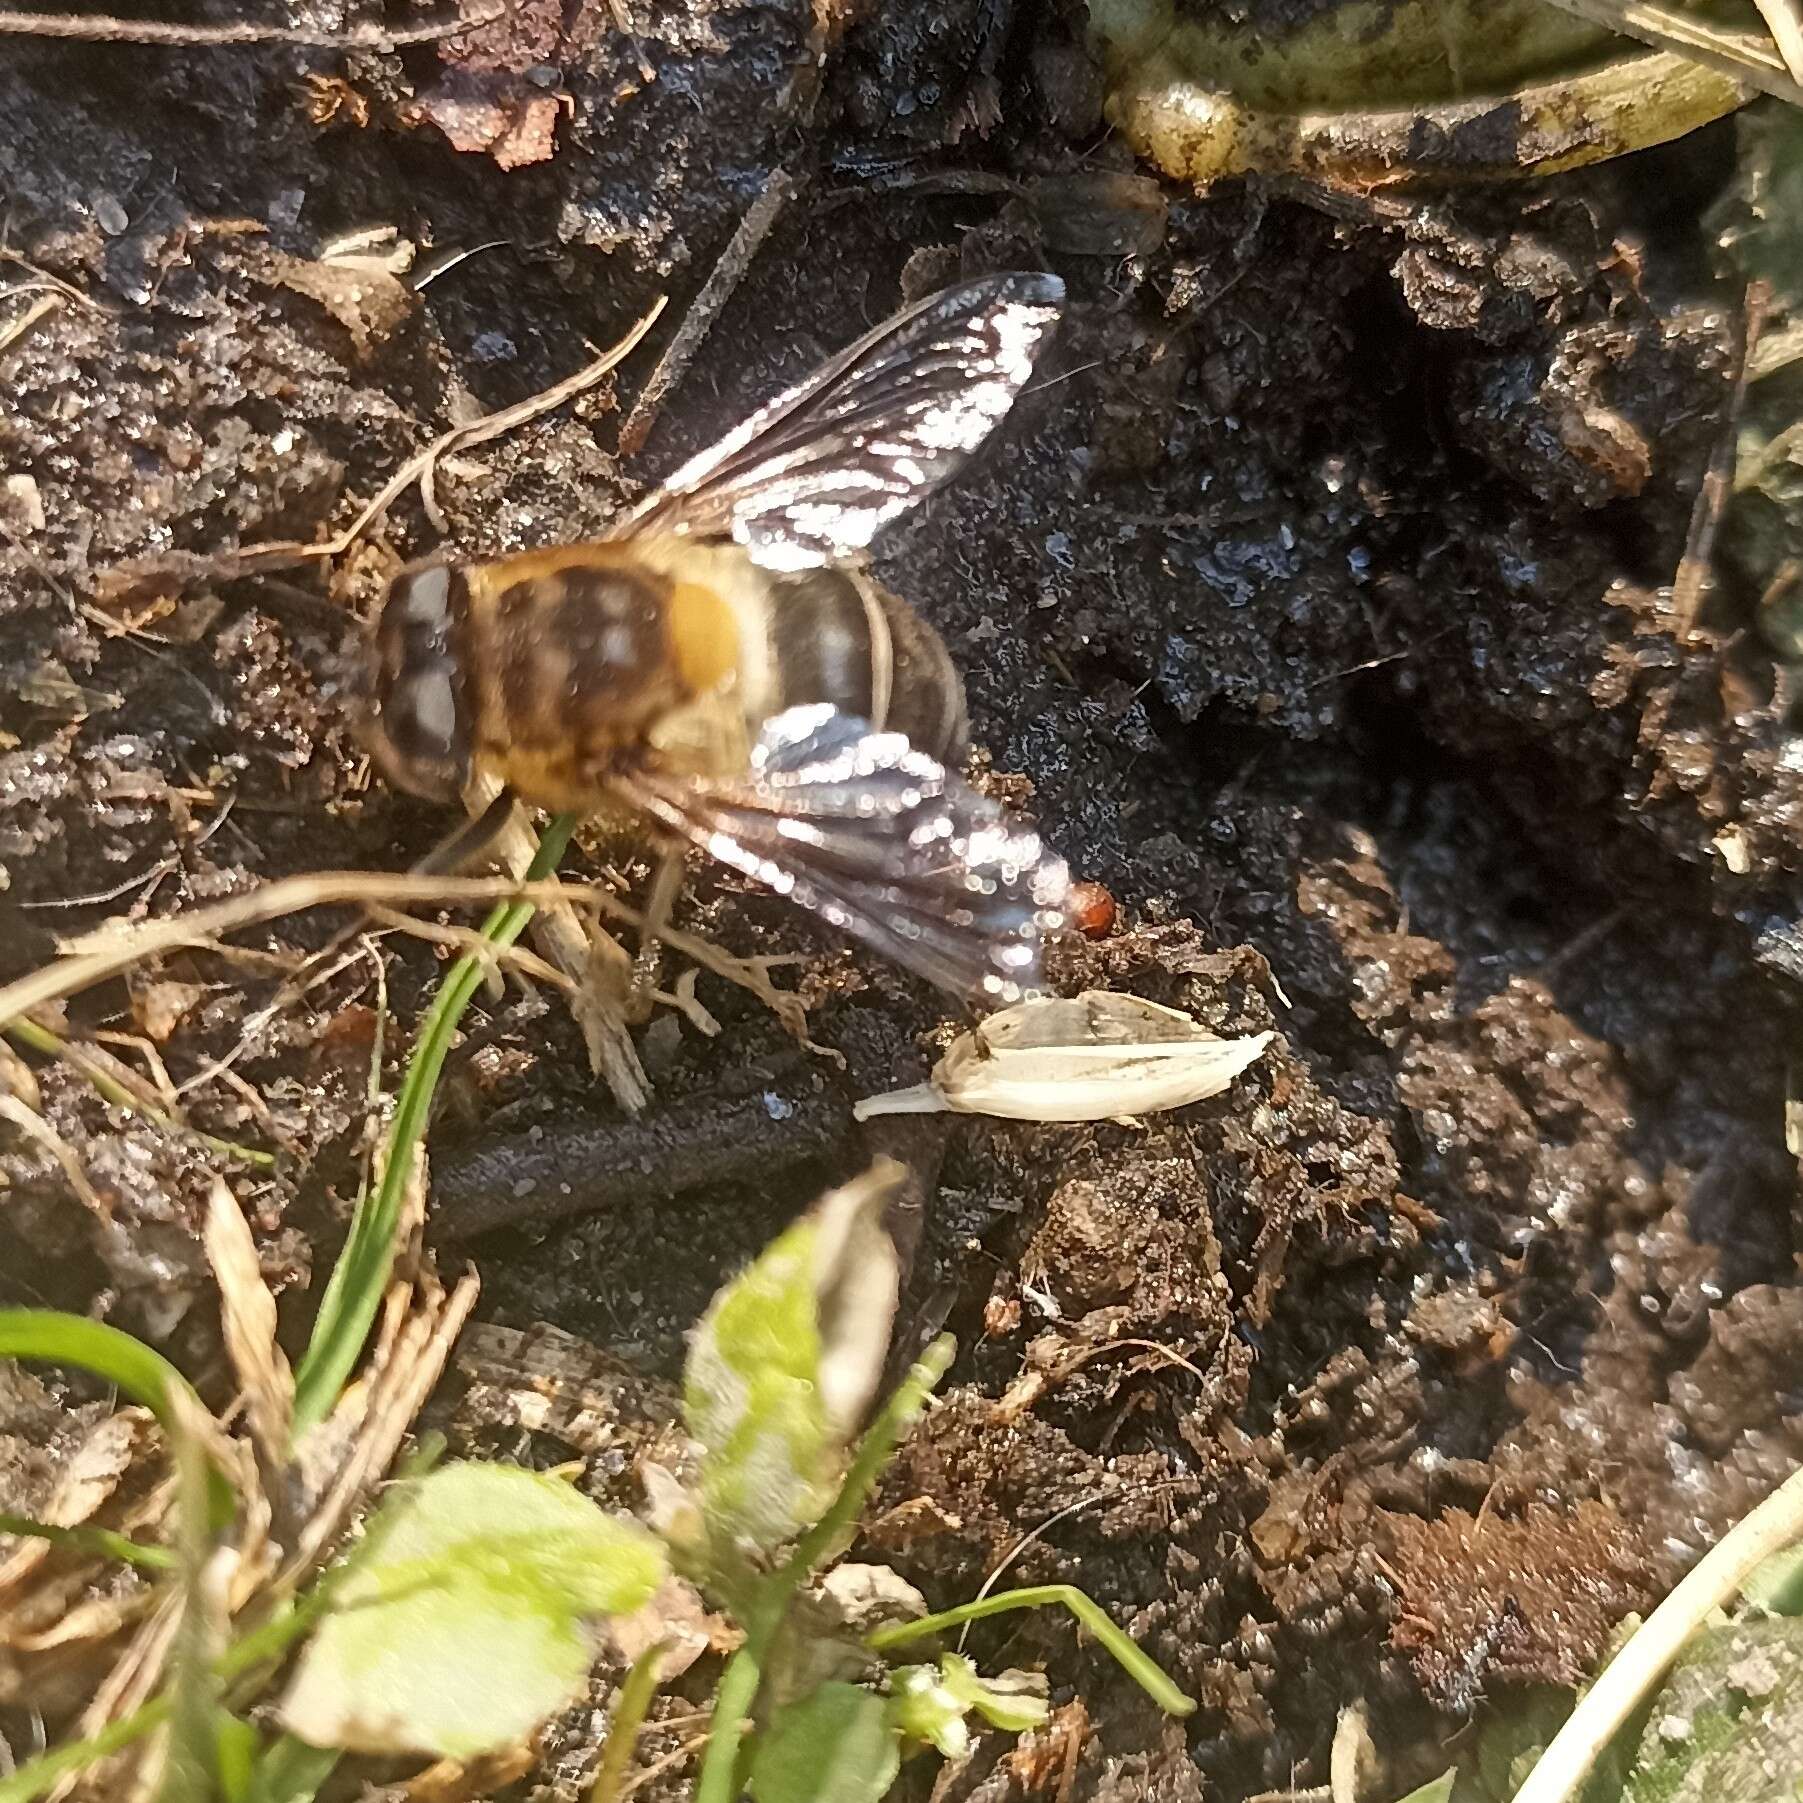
[612, 273, 1064, 572]
[613, 705, 1070, 1003]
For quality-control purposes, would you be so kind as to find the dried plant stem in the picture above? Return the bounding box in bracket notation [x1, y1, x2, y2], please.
[1751, 0, 1803, 82]
[0, 5, 500, 47]
[1672, 280, 1769, 634]
[1513, 1460, 1803, 1803]
[3, 1015, 276, 1168]
[0, 873, 624, 1031]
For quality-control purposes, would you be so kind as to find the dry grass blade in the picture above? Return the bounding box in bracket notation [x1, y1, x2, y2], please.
[0, 871, 624, 1030]
[292, 1269, 479, 1581]
[618, 169, 796, 458]
[0, 1093, 107, 1217]
[0, 5, 500, 46]
[1538, 0, 1802, 104]
[0, 290, 64, 358]
[203, 1177, 294, 1473]
[1751, 0, 1803, 79]
[364, 905, 578, 990]
[1672, 279, 1769, 632]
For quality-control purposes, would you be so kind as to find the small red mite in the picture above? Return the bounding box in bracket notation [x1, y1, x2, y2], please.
[1069, 880, 1116, 939]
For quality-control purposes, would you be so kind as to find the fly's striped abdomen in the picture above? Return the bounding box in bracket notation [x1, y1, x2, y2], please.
[756, 567, 966, 765]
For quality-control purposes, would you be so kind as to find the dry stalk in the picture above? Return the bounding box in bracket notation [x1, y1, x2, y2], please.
[460, 776, 650, 1114]
[203, 1178, 295, 1477]
[1750, 0, 1803, 81]
[0, 6, 500, 47]
[0, 1092, 108, 1216]
[0, 872, 624, 1029]
[1672, 280, 1770, 634]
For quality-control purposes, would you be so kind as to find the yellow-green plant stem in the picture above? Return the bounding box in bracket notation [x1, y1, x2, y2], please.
[590, 1643, 671, 1803]
[4, 1015, 276, 1168]
[865, 1585, 1197, 1718]
[0, 1512, 174, 1571]
[693, 1336, 957, 1803]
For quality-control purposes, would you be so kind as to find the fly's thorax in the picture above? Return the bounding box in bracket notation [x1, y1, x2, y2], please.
[447, 545, 707, 793]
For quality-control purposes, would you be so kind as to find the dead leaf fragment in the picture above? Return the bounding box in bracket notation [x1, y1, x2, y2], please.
[410, 73, 561, 170]
[263, 249, 417, 359]
[608, 1574, 735, 1679]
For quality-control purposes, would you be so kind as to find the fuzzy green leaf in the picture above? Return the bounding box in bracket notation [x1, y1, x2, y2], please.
[278, 1462, 665, 1758]
[684, 1167, 900, 1561]
[748, 1684, 900, 1803]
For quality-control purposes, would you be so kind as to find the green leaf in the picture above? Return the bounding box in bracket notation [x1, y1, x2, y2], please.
[685, 1166, 900, 1562]
[278, 1461, 665, 1757]
[246, 1735, 339, 1803]
[1393, 1772, 1456, 1803]
[748, 1684, 900, 1803]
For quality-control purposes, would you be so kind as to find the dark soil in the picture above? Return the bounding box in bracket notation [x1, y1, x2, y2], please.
[3, 3, 1802, 1799]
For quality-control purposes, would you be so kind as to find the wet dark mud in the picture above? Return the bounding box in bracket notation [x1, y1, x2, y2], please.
[2, 4, 1801, 1798]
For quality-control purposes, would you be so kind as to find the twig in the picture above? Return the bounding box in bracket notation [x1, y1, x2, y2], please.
[0, 291, 63, 357]
[0, 5, 501, 47]
[617, 172, 795, 459]
[1512, 1459, 1803, 1803]
[3, 1015, 276, 1168]
[1672, 280, 1769, 635]
[364, 904, 577, 991]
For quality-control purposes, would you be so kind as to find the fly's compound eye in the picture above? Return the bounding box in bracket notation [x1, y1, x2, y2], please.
[365, 563, 472, 804]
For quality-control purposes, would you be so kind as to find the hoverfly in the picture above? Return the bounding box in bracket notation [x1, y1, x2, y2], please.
[362, 272, 1070, 1002]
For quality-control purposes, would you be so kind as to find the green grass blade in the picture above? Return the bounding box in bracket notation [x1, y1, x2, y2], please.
[864, 1584, 1197, 1718]
[0, 1512, 174, 1572]
[0, 1697, 171, 1803]
[0, 1309, 234, 1524]
[290, 813, 577, 1437]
